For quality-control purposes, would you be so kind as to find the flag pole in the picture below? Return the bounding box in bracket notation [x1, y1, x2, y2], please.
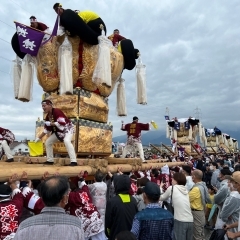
[14, 21, 51, 35]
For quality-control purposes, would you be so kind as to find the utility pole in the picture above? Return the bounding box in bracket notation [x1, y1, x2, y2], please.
[165, 107, 170, 118]
[194, 107, 201, 119]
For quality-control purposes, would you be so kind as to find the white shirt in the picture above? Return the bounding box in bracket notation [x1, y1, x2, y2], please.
[160, 185, 193, 222]
[185, 176, 194, 192]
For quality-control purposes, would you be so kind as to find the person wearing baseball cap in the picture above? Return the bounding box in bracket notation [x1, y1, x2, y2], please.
[121, 116, 150, 162]
[131, 182, 173, 239]
[223, 171, 240, 239]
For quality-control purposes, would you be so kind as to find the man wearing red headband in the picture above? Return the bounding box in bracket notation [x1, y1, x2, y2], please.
[35, 100, 77, 166]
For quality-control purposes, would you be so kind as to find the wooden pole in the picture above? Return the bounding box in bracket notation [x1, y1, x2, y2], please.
[150, 144, 162, 154]
[162, 144, 175, 154]
[14, 21, 51, 35]
[211, 146, 217, 154]
[0, 161, 185, 182]
[191, 143, 201, 155]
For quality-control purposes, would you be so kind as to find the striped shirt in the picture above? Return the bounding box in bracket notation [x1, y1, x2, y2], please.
[14, 207, 84, 240]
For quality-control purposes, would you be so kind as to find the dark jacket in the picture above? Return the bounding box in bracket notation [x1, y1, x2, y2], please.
[196, 160, 203, 171]
[105, 175, 138, 240]
[203, 170, 213, 186]
[134, 207, 173, 240]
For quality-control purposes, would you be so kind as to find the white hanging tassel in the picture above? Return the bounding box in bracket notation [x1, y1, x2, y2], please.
[58, 35, 73, 95]
[92, 28, 112, 87]
[224, 136, 228, 147]
[136, 53, 147, 104]
[116, 78, 127, 116]
[236, 141, 238, 150]
[201, 127, 205, 139]
[194, 125, 198, 137]
[216, 135, 219, 146]
[12, 56, 22, 99]
[188, 126, 192, 140]
[198, 122, 202, 137]
[204, 137, 207, 147]
[18, 54, 35, 102]
[166, 124, 170, 138]
[174, 129, 178, 141]
[199, 127, 204, 144]
[221, 135, 224, 144]
[170, 128, 174, 138]
[219, 135, 222, 144]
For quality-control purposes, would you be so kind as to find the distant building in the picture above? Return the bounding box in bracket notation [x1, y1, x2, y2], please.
[9, 141, 29, 156]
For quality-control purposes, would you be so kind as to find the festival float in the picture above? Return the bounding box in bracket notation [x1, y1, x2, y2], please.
[199, 126, 238, 154]
[165, 118, 239, 156]
[165, 117, 203, 156]
[199, 126, 222, 154]
[219, 133, 238, 154]
[0, 8, 185, 181]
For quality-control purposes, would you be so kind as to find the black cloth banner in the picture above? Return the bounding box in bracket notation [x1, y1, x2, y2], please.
[184, 121, 190, 130]
[174, 122, 180, 130]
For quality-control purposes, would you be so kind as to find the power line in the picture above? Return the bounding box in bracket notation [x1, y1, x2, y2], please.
[0, 19, 15, 29]
[0, 56, 12, 62]
[0, 69, 10, 75]
[9, 0, 46, 24]
[10, 0, 34, 19]
[0, 38, 11, 44]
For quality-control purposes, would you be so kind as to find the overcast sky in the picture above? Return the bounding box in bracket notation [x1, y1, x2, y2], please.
[0, 0, 240, 140]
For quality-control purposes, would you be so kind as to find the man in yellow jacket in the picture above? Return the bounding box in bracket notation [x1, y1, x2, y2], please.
[189, 170, 211, 240]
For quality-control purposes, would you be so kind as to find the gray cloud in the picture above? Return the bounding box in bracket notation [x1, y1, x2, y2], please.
[0, 0, 239, 140]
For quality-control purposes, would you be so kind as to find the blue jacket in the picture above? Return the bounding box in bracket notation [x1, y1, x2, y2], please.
[132, 205, 173, 240]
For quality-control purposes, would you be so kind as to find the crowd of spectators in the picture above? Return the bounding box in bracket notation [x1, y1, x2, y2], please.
[0, 153, 240, 239]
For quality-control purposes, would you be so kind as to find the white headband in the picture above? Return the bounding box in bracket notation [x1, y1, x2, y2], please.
[30, 18, 37, 23]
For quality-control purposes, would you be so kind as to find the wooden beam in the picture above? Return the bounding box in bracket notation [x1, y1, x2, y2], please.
[162, 144, 175, 154]
[0, 161, 185, 182]
[191, 143, 201, 155]
[150, 144, 162, 154]
[211, 147, 217, 154]
[147, 159, 168, 163]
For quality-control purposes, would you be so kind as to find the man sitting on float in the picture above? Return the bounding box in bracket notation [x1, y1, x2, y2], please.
[108, 29, 126, 47]
[11, 16, 49, 59]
